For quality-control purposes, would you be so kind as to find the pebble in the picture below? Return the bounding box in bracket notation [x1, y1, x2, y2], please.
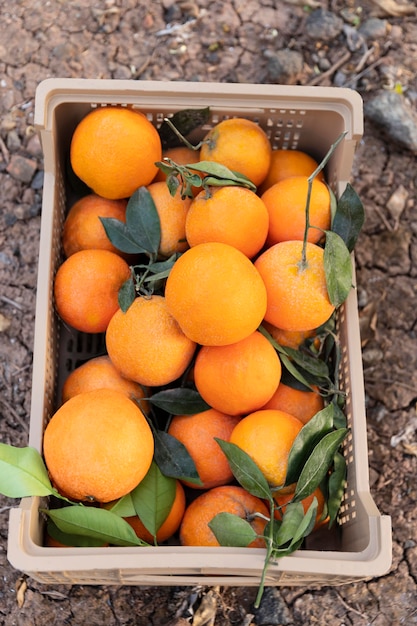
[364, 91, 417, 154]
[386, 185, 409, 226]
[359, 18, 388, 40]
[6, 154, 37, 183]
[30, 169, 44, 190]
[26, 132, 43, 158]
[305, 9, 344, 41]
[253, 588, 292, 625]
[264, 49, 304, 83]
[6, 130, 21, 152]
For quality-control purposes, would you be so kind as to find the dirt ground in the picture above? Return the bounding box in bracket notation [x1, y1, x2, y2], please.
[1, 0, 417, 624]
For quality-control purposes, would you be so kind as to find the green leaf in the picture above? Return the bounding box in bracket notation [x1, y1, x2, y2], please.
[271, 537, 304, 559]
[327, 451, 347, 527]
[328, 184, 338, 222]
[285, 404, 335, 486]
[294, 428, 349, 502]
[279, 366, 312, 392]
[324, 230, 353, 307]
[41, 505, 146, 546]
[153, 430, 203, 486]
[273, 501, 304, 546]
[288, 497, 318, 548]
[130, 461, 177, 541]
[166, 173, 181, 197]
[0, 444, 54, 498]
[147, 256, 179, 274]
[259, 324, 329, 389]
[149, 388, 210, 415]
[208, 512, 258, 547]
[275, 351, 315, 390]
[333, 401, 347, 429]
[215, 439, 273, 502]
[107, 492, 136, 518]
[283, 346, 330, 381]
[100, 217, 147, 254]
[46, 519, 108, 547]
[188, 161, 256, 191]
[158, 107, 211, 148]
[332, 183, 365, 253]
[143, 256, 178, 282]
[125, 187, 161, 256]
[118, 277, 136, 312]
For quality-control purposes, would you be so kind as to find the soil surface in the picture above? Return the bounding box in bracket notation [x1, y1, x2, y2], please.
[1, 0, 417, 624]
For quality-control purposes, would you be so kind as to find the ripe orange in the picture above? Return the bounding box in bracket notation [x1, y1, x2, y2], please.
[105, 295, 196, 387]
[185, 185, 269, 258]
[262, 321, 318, 350]
[147, 181, 191, 258]
[43, 389, 154, 503]
[199, 117, 272, 187]
[153, 145, 201, 196]
[194, 331, 282, 416]
[125, 480, 186, 544]
[61, 355, 149, 413]
[62, 194, 128, 258]
[259, 149, 325, 194]
[165, 242, 267, 346]
[70, 107, 162, 200]
[53, 249, 131, 334]
[229, 409, 303, 490]
[179, 485, 269, 547]
[167, 409, 241, 489]
[274, 486, 327, 530]
[254, 241, 335, 332]
[262, 176, 331, 246]
[260, 382, 324, 425]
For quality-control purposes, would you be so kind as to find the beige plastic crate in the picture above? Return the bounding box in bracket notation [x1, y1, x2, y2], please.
[7, 78, 391, 586]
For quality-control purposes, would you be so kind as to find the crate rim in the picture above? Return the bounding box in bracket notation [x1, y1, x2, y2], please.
[34, 77, 364, 139]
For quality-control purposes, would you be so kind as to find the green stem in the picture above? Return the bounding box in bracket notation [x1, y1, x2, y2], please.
[254, 498, 275, 609]
[163, 117, 203, 151]
[300, 178, 313, 270]
[300, 130, 348, 271]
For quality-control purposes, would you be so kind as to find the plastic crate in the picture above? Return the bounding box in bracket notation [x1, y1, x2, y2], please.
[7, 78, 392, 586]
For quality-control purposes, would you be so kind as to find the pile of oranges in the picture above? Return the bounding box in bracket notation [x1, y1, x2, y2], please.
[45, 104, 347, 549]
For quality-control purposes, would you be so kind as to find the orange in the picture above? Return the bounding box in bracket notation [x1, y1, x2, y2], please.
[229, 409, 303, 490]
[179, 485, 269, 548]
[153, 145, 201, 196]
[62, 194, 128, 258]
[43, 389, 154, 503]
[165, 242, 267, 346]
[259, 149, 325, 194]
[194, 331, 282, 416]
[274, 486, 327, 530]
[147, 181, 192, 258]
[262, 176, 331, 246]
[61, 355, 149, 413]
[254, 241, 335, 332]
[260, 382, 324, 425]
[125, 480, 186, 544]
[199, 117, 272, 187]
[262, 321, 318, 350]
[105, 295, 196, 387]
[167, 409, 241, 489]
[70, 107, 162, 200]
[53, 249, 131, 334]
[185, 185, 269, 258]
